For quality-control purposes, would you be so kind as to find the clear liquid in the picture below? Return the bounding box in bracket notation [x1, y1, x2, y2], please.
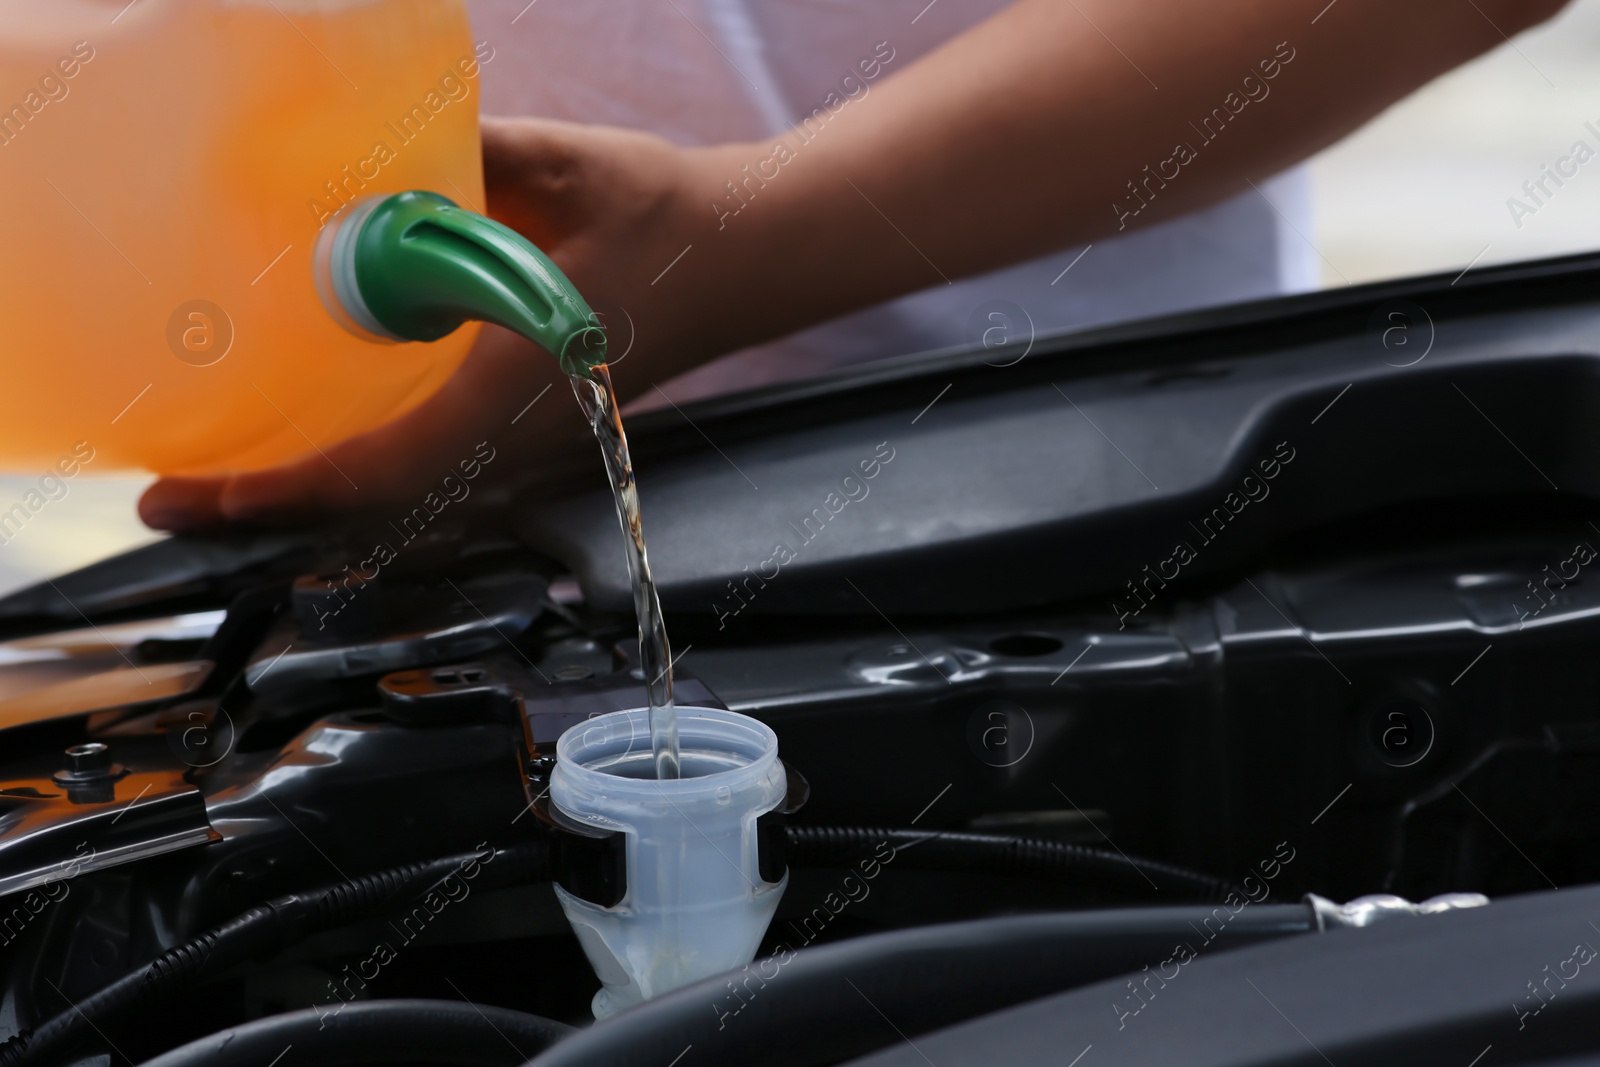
[589, 748, 747, 780]
[570, 364, 680, 780]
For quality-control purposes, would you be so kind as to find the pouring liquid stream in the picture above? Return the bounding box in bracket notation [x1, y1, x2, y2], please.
[570, 364, 680, 780]
[307, 189, 681, 777]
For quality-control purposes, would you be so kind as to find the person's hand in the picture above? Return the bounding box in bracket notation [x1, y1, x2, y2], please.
[139, 117, 718, 532]
[144, 0, 1571, 535]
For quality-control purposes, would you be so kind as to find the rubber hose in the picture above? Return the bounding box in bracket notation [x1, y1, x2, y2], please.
[786, 826, 1236, 902]
[135, 999, 571, 1067]
[0, 843, 550, 1067]
[527, 904, 1316, 1067]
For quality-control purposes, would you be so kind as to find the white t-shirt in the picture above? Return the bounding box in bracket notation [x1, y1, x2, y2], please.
[469, 0, 1317, 401]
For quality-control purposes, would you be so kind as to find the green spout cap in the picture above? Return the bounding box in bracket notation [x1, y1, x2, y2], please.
[313, 190, 606, 376]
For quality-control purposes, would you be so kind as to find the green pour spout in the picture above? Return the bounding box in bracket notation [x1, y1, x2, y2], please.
[313, 190, 606, 377]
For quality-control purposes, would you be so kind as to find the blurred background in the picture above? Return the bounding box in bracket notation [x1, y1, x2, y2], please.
[1310, 0, 1600, 284]
[6, 0, 1598, 599]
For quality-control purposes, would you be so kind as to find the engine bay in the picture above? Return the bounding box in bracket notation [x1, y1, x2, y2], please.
[4, 252, 1600, 1065]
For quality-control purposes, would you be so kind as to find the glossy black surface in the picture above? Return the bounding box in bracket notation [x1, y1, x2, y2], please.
[518, 252, 1600, 616]
[0, 251, 1595, 1063]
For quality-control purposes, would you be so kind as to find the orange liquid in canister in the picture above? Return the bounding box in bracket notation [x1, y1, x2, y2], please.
[0, 0, 484, 473]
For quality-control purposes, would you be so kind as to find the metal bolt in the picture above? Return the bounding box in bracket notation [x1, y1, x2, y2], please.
[54, 741, 126, 791]
[65, 743, 111, 776]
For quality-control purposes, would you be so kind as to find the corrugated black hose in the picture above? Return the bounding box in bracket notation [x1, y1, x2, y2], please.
[140, 999, 571, 1067]
[786, 826, 1237, 902]
[0, 842, 551, 1067]
[0, 826, 1229, 1065]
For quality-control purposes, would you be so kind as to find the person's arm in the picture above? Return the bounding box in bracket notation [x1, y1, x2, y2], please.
[140, 0, 1569, 530]
[626, 0, 1568, 379]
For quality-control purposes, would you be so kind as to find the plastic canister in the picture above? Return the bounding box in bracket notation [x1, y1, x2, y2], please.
[0, 0, 483, 473]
